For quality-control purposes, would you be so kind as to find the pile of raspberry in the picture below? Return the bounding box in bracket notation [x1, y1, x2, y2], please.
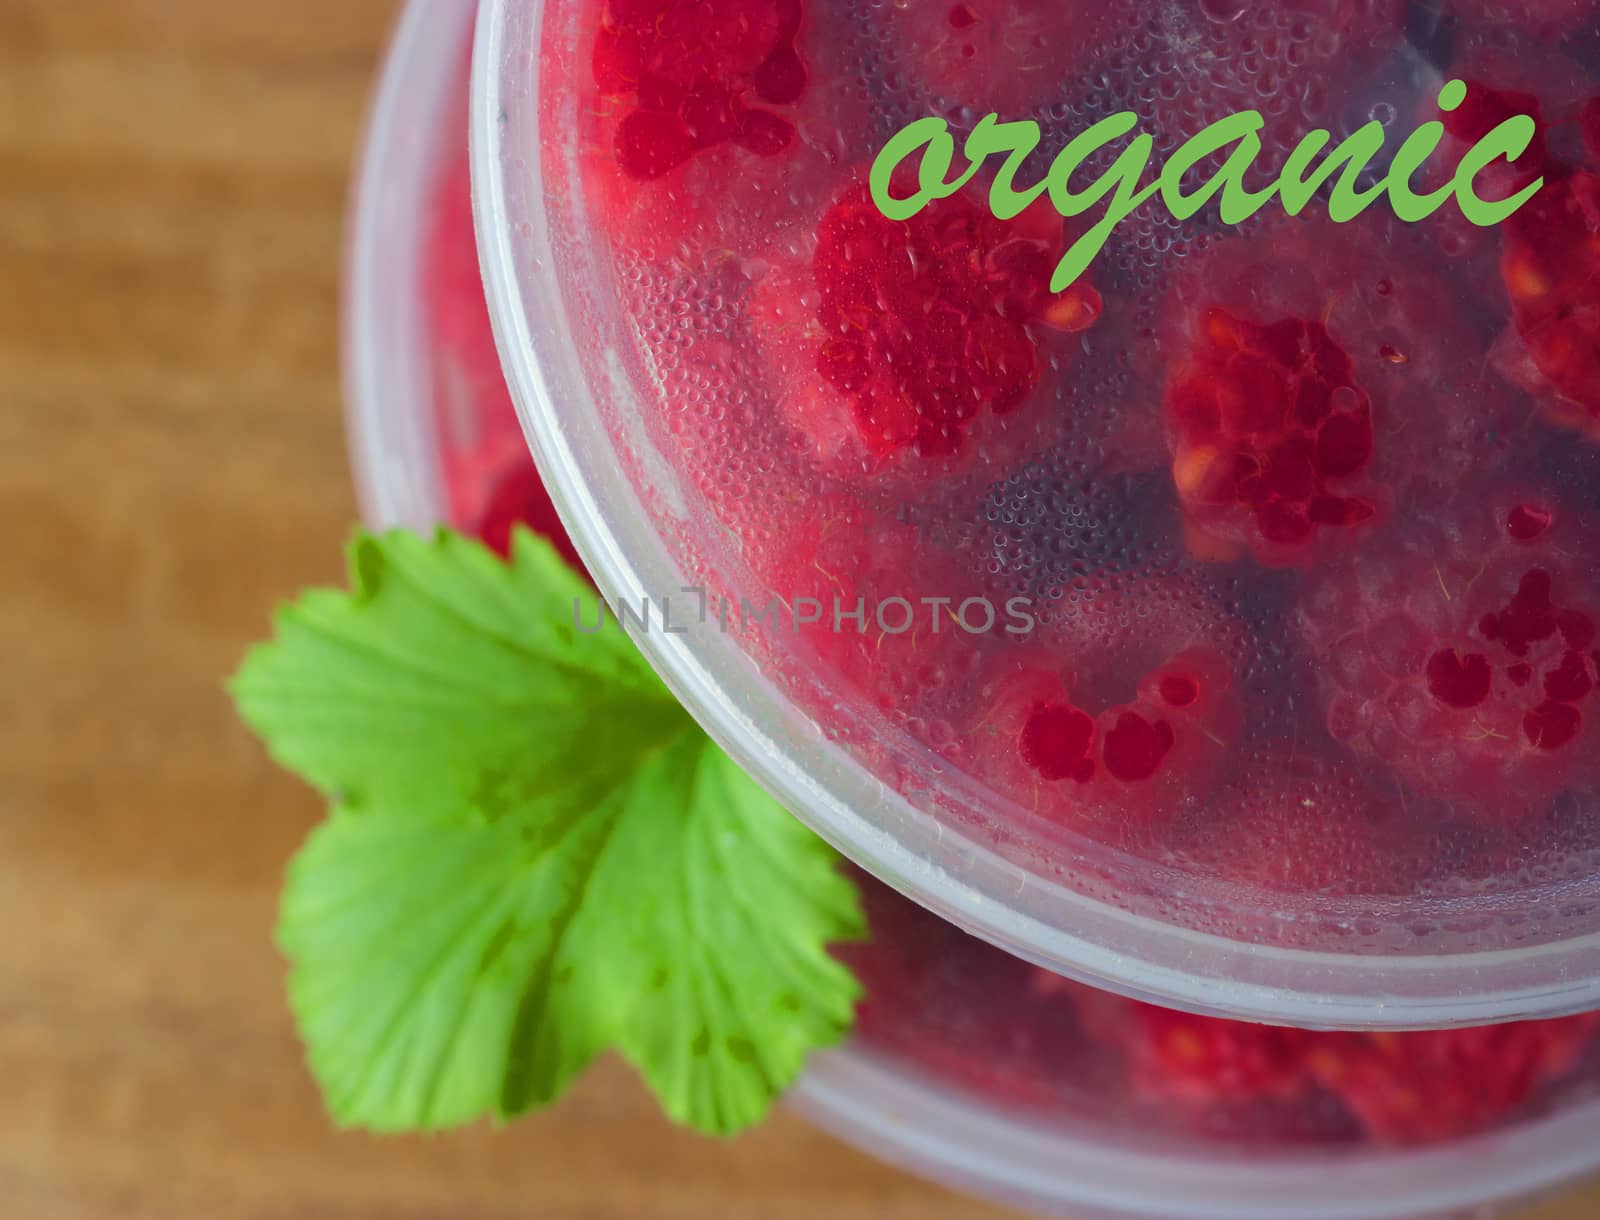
[843, 875, 1600, 1148]
[580, 0, 1600, 845]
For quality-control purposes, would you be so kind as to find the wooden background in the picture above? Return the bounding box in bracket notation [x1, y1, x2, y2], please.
[0, 2, 1596, 1217]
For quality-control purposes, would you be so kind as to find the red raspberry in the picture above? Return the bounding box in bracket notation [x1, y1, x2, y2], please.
[469, 453, 585, 571]
[750, 180, 1101, 477]
[1162, 217, 1515, 568]
[1066, 985, 1364, 1143]
[592, 0, 806, 181]
[1497, 169, 1600, 441]
[423, 149, 559, 542]
[1296, 494, 1600, 814]
[424, 151, 524, 515]
[1406, 35, 1600, 438]
[840, 871, 1101, 1107]
[748, 492, 997, 750]
[972, 591, 1243, 831]
[1167, 308, 1382, 564]
[1584, 96, 1600, 166]
[1447, 0, 1594, 36]
[1137, 1, 1403, 170]
[846, 878, 1600, 1145]
[1307, 1014, 1600, 1145]
[878, 0, 1108, 115]
[1410, 45, 1593, 323]
[1439, 82, 1555, 201]
[970, 454, 1183, 605]
[1181, 749, 1402, 897]
[1123, 1003, 1311, 1108]
[425, 152, 502, 407]
[572, 0, 859, 263]
[422, 147, 584, 571]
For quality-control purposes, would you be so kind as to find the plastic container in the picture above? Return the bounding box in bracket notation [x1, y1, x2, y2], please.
[341, 6, 1600, 1217]
[469, 0, 1600, 1028]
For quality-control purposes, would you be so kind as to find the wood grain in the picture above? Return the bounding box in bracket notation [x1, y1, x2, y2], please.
[0, 2, 1596, 1217]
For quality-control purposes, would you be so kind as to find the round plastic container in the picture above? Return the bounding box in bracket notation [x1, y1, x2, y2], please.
[469, 0, 1600, 1028]
[341, 7, 1600, 1217]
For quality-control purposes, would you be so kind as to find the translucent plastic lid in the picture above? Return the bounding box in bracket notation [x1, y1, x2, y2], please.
[471, 0, 1600, 1027]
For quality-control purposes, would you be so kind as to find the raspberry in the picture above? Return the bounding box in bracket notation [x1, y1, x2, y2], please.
[877, 0, 1107, 115]
[749, 492, 996, 747]
[572, 0, 862, 263]
[470, 453, 585, 571]
[1422, 33, 1595, 209]
[423, 149, 561, 545]
[1167, 309, 1381, 562]
[1103, 995, 1600, 1146]
[1296, 494, 1600, 814]
[1307, 1014, 1600, 1145]
[1161, 217, 1515, 568]
[421, 144, 584, 571]
[1123, 1004, 1311, 1107]
[1447, 0, 1594, 36]
[1063, 985, 1364, 1143]
[1498, 169, 1600, 440]
[973, 606, 1242, 830]
[425, 152, 502, 400]
[968, 453, 1182, 604]
[750, 180, 1100, 475]
[1137, 1, 1403, 176]
[840, 871, 1097, 1107]
[1181, 750, 1403, 897]
[1440, 82, 1555, 201]
[1402, 32, 1595, 326]
[592, 0, 805, 181]
[1405, 34, 1600, 438]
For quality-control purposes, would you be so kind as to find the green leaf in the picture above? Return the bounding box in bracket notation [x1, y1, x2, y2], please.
[233, 529, 673, 814]
[236, 528, 864, 1136]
